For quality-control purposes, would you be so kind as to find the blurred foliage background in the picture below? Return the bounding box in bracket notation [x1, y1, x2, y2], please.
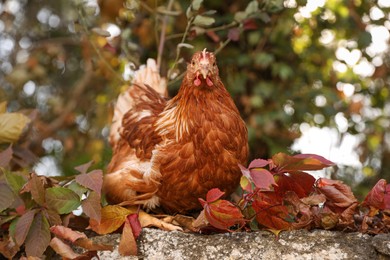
[0, 0, 389, 199]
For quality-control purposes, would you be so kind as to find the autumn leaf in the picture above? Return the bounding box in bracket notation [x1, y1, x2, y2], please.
[89, 205, 133, 234]
[284, 191, 313, 230]
[252, 192, 291, 231]
[128, 214, 142, 239]
[362, 179, 390, 210]
[49, 237, 81, 259]
[274, 171, 315, 198]
[248, 159, 270, 169]
[74, 237, 113, 251]
[0, 112, 31, 144]
[205, 188, 225, 203]
[82, 191, 102, 222]
[50, 225, 86, 242]
[45, 187, 81, 214]
[316, 178, 357, 208]
[74, 161, 94, 175]
[118, 218, 137, 256]
[0, 182, 16, 212]
[240, 175, 253, 192]
[0, 235, 19, 259]
[14, 209, 37, 246]
[0, 145, 12, 167]
[75, 169, 103, 195]
[271, 153, 334, 173]
[24, 212, 51, 257]
[239, 163, 275, 191]
[22, 173, 46, 206]
[42, 208, 62, 226]
[199, 189, 245, 230]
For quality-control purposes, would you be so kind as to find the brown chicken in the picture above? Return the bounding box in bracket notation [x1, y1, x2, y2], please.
[104, 50, 248, 217]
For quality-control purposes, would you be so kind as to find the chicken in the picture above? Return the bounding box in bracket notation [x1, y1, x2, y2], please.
[104, 49, 248, 217]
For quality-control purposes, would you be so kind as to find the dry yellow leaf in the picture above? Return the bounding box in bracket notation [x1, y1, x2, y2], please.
[0, 113, 30, 143]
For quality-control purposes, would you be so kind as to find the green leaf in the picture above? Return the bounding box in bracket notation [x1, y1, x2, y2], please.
[192, 0, 203, 11]
[193, 15, 215, 27]
[234, 11, 247, 22]
[0, 113, 31, 144]
[25, 212, 51, 257]
[245, 0, 259, 15]
[45, 187, 81, 214]
[0, 182, 15, 212]
[67, 181, 88, 197]
[4, 171, 27, 194]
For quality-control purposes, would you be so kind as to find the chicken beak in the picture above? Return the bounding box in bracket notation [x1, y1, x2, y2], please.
[200, 69, 209, 79]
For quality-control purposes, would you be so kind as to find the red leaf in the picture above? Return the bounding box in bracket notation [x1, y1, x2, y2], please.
[316, 178, 357, 208]
[81, 191, 102, 222]
[74, 161, 94, 174]
[250, 168, 275, 190]
[240, 176, 253, 192]
[271, 153, 335, 173]
[284, 191, 313, 230]
[252, 193, 291, 231]
[118, 218, 137, 256]
[205, 199, 245, 230]
[127, 214, 142, 239]
[274, 171, 315, 198]
[239, 163, 275, 191]
[206, 188, 225, 203]
[363, 179, 386, 210]
[75, 169, 103, 195]
[248, 159, 269, 169]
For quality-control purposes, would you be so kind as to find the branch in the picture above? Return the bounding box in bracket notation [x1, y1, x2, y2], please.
[156, 0, 175, 69]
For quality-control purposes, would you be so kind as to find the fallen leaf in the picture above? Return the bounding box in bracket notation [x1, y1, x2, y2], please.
[50, 225, 86, 242]
[49, 237, 81, 259]
[89, 205, 133, 234]
[118, 218, 137, 256]
[128, 214, 142, 239]
[316, 178, 357, 208]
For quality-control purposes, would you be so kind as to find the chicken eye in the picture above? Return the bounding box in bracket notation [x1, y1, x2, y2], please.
[213, 62, 216, 67]
[191, 61, 195, 66]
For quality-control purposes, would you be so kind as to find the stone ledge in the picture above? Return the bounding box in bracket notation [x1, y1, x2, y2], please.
[94, 228, 390, 259]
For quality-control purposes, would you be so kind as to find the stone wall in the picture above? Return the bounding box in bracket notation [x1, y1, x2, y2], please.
[94, 228, 390, 259]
